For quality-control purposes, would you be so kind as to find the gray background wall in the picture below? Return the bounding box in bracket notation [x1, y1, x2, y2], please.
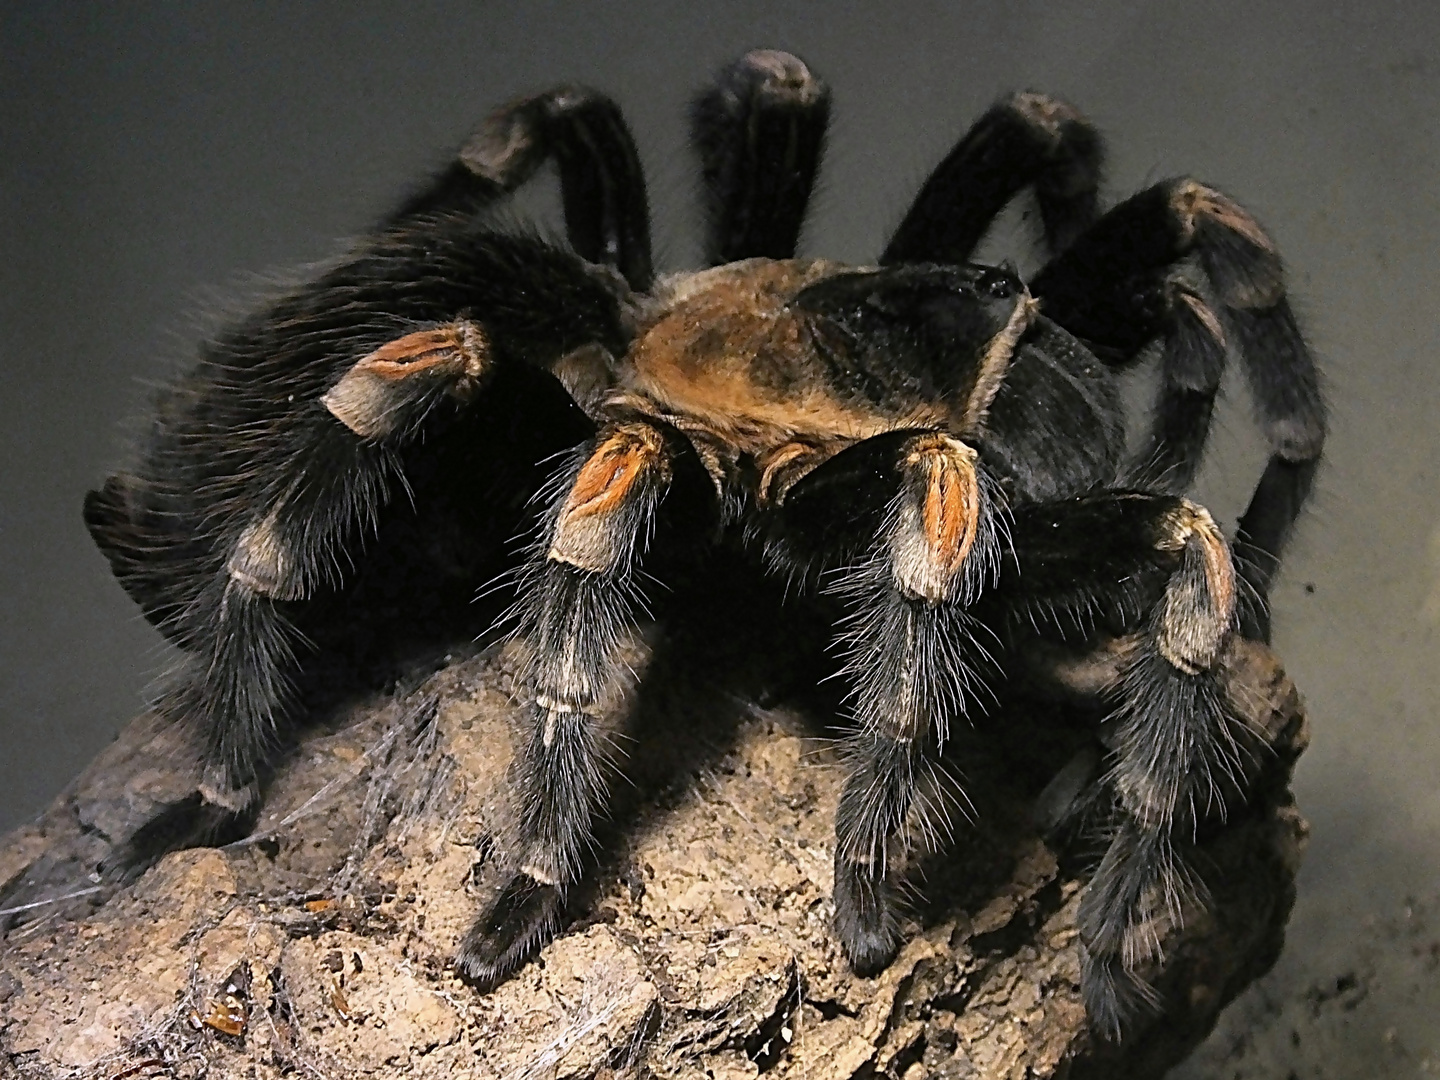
[2, 2, 1436, 1072]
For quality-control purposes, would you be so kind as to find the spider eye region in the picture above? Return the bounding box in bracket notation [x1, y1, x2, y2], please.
[976, 265, 1022, 300]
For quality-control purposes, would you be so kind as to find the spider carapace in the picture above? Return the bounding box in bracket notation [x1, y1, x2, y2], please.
[586, 256, 1053, 497]
[85, 49, 1324, 1039]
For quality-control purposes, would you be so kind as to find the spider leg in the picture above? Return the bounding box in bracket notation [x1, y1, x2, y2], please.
[761, 430, 1005, 974]
[989, 491, 1252, 1039]
[84, 471, 196, 639]
[691, 49, 831, 265]
[97, 186, 633, 881]
[1128, 278, 1230, 494]
[1031, 180, 1325, 638]
[457, 416, 708, 988]
[86, 96, 644, 634]
[882, 92, 1103, 265]
[387, 85, 653, 290]
[99, 425, 400, 879]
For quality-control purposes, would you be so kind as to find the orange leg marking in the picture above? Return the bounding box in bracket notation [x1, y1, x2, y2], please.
[322, 321, 488, 439]
[561, 425, 666, 521]
[548, 424, 670, 574]
[912, 435, 982, 574]
[355, 322, 489, 379]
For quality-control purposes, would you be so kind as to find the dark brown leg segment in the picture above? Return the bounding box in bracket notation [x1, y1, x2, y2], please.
[1032, 180, 1325, 639]
[388, 85, 653, 290]
[691, 49, 831, 265]
[991, 492, 1251, 1038]
[761, 430, 1006, 974]
[92, 211, 628, 883]
[882, 91, 1103, 266]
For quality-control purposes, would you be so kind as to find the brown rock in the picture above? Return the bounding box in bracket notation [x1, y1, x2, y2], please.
[0, 634, 1307, 1079]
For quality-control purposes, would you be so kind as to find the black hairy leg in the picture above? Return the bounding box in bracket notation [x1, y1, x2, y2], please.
[92, 140, 635, 883]
[105, 794, 261, 883]
[988, 491, 1251, 1039]
[1029, 179, 1325, 637]
[877, 90, 1323, 641]
[83, 97, 636, 636]
[691, 49, 831, 266]
[762, 430, 1005, 973]
[457, 417, 707, 987]
[1126, 276, 1230, 495]
[85, 230, 623, 635]
[882, 90, 1103, 266]
[99, 416, 400, 882]
[386, 84, 652, 290]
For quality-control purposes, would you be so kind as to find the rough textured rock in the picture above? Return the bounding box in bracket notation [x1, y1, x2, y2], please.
[0, 629, 1307, 1079]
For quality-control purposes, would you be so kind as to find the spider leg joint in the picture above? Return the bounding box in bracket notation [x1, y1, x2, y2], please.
[890, 434, 986, 604]
[322, 321, 490, 440]
[548, 423, 670, 574]
[226, 510, 303, 600]
[1155, 500, 1237, 675]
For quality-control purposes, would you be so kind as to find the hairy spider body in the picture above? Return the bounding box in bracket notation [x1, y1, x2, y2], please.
[86, 50, 1324, 1039]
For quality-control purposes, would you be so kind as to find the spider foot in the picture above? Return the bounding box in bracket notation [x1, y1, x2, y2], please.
[99, 792, 258, 884]
[833, 855, 900, 977]
[1080, 949, 1163, 1044]
[1075, 821, 1184, 1040]
[718, 48, 828, 110]
[455, 873, 566, 990]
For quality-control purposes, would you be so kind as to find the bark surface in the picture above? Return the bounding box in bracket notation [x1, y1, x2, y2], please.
[0, 629, 1307, 1080]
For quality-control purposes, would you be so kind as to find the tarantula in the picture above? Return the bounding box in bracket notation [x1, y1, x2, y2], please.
[86, 49, 1323, 1037]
